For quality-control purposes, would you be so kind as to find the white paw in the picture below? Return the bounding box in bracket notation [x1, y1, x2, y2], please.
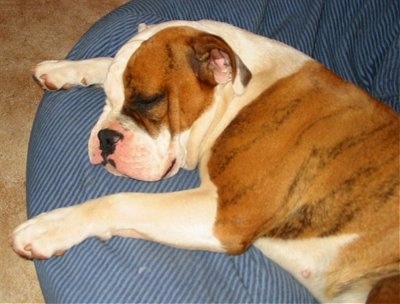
[10, 206, 88, 259]
[33, 60, 88, 90]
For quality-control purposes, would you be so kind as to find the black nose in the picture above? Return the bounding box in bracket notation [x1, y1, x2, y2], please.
[98, 129, 123, 156]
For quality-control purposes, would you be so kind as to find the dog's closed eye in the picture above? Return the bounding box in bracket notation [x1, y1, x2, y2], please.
[130, 92, 165, 113]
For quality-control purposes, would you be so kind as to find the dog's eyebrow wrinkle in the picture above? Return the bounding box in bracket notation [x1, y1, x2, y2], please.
[166, 43, 175, 69]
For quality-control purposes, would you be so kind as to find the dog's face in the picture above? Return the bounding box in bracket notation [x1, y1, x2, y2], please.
[88, 25, 251, 181]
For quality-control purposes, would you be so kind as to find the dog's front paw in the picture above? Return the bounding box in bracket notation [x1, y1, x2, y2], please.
[33, 60, 87, 90]
[10, 206, 87, 259]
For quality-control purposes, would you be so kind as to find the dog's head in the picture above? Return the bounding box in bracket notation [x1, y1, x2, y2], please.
[89, 22, 251, 181]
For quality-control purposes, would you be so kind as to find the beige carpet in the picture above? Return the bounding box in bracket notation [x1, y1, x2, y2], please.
[0, 1, 127, 302]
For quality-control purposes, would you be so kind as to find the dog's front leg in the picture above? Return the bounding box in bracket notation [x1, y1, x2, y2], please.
[33, 58, 113, 90]
[10, 188, 224, 259]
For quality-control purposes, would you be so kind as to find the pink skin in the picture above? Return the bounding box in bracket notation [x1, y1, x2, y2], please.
[89, 122, 180, 181]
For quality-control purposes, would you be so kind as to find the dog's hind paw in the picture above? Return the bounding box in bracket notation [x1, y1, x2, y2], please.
[33, 60, 86, 91]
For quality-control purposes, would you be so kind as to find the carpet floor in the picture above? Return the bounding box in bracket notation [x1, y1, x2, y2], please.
[0, 1, 127, 302]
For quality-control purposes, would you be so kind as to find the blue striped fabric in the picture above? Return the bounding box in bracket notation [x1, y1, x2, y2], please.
[27, 0, 399, 303]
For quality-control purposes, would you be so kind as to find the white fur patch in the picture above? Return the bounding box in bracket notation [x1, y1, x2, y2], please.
[254, 234, 361, 302]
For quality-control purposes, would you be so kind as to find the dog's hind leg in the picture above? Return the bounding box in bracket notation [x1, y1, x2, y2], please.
[33, 57, 113, 90]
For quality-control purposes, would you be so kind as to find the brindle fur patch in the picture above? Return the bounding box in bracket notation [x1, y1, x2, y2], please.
[209, 61, 399, 297]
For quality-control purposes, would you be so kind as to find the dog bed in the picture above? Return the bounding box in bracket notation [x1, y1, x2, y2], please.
[27, 0, 399, 302]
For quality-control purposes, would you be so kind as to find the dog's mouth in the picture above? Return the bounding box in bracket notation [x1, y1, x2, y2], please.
[99, 155, 176, 180]
[101, 154, 116, 168]
[161, 159, 177, 179]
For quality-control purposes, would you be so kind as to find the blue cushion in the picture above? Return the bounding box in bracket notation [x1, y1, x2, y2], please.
[28, 0, 399, 302]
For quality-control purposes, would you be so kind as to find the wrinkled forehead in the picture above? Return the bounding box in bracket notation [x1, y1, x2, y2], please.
[102, 20, 208, 110]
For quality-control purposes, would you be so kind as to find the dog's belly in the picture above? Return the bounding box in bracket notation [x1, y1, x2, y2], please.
[254, 234, 359, 302]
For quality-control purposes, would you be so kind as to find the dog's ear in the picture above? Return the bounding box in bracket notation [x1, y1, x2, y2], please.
[189, 34, 251, 95]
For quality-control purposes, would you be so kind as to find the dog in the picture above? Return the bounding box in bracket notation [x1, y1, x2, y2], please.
[10, 20, 399, 303]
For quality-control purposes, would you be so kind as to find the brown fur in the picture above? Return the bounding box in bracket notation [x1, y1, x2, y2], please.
[122, 27, 242, 137]
[367, 275, 400, 303]
[209, 61, 399, 296]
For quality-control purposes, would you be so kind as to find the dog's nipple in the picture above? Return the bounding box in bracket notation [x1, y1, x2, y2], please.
[301, 269, 312, 279]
